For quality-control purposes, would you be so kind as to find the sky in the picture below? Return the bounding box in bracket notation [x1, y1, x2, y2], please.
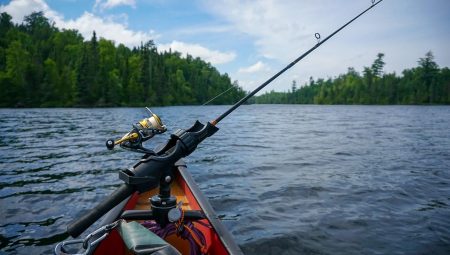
[1, 0, 449, 93]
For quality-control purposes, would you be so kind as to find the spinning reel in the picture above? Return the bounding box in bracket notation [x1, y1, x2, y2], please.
[106, 107, 167, 154]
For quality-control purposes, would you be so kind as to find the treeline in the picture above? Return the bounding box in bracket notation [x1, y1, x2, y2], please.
[0, 12, 245, 107]
[255, 52, 450, 104]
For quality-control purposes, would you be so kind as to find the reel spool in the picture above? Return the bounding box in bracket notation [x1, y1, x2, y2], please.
[106, 107, 167, 154]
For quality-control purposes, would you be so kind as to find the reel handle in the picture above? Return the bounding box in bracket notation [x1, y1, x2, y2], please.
[106, 139, 115, 150]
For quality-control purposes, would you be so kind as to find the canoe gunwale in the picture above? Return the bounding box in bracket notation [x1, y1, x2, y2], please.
[176, 163, 243, 255]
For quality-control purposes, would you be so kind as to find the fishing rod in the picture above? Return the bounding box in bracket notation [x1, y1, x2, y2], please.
[212, 0, 383, 125]
[67, 0, 384, 238]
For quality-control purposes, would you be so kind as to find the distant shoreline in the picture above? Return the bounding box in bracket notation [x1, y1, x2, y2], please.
[2, 103, 449, 109]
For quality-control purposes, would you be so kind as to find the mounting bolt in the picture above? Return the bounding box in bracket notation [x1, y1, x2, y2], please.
[165, 176, 172, 183]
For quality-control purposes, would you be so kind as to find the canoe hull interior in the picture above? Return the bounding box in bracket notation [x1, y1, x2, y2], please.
[91, 163, 242, 255]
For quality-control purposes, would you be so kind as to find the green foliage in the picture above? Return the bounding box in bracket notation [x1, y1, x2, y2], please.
[0, 11, 245, 107]
[256, 52, 450, 105]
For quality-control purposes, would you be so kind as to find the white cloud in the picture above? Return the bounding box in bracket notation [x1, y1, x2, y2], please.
[203, 0, 400, 65]
[238, 61, 269, 74]
[62, 12, 157, 46]
[0, 0, 156, 47]
[94, 0, 136, 11]
[0, 0, 59, 24]
[203, 0, 318, 61]
[159, 41, 236, 65]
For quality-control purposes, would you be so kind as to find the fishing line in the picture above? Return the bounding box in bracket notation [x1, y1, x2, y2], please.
[211, 0, 383, 125]
[202, 86, 235, 105]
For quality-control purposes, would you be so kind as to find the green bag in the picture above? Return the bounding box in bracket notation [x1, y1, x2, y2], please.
[118, 220, 181, 255]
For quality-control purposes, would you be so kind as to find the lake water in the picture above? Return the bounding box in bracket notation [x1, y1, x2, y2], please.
[0, 105, 449, 254]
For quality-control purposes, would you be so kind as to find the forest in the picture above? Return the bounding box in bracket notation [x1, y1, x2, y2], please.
[1, 12, 449, 108]
[0, 12, 246, 107]
[254, 52, 450, 104]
